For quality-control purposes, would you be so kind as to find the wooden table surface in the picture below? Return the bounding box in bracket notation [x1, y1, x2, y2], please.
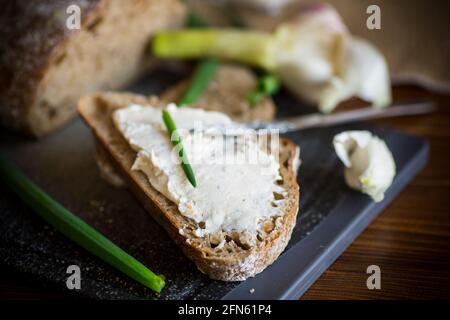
[1, 85, 449, 300]
[302, 85, 450, 299]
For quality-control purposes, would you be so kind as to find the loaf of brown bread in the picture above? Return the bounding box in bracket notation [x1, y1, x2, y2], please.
[0, 0, 186, 137]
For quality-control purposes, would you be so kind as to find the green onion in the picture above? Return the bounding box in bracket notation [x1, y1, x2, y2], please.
[178, 58, 219, 106]
[186, 11, 209, 28]
[178, 11, 220, 107]
[246, 74, 280, 107]
[153, 29, 275, 70]
[0, 155, 165, 293]
[161, 111, 197, 188]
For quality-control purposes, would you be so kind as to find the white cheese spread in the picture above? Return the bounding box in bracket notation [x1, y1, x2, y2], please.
[113, 104, 286, 236]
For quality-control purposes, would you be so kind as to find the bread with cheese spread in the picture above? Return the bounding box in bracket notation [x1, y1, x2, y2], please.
[96, 63, 277, 188]
[78, 91, 300, 281]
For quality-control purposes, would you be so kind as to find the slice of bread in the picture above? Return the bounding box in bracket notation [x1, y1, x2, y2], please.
[78, 92, 300, 281]
[0, 0, 186, 137]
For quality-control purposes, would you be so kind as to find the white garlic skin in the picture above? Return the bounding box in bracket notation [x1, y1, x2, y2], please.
[274, 4, 391, 113]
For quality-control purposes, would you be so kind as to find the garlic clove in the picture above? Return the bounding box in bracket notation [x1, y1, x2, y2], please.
[333, 131, 396, 202]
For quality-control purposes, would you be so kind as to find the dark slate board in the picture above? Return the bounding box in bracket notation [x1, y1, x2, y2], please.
[0, 68, 428, 300]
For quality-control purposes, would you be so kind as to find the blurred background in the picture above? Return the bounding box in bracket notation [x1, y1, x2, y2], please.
[188, 0, 450, 93]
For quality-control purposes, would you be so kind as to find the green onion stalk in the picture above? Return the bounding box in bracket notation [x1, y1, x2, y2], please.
[0, 155, 165, 293]
[161, 110, 197, 188]
[154, 29, 277, 71]
[178, 58, 220, 106]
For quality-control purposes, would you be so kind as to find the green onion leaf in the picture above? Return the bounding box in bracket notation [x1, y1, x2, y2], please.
[178, 58, 219, 106]
[186, 11, 209, 28]
[161, 110, 197, 188]
[0, 155, 165, 293]
[246, 74, 280, 107]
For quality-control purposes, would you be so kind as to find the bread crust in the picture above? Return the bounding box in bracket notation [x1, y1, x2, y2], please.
[78, 92, 300, 281]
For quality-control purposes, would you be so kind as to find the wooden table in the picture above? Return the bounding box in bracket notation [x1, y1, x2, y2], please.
[1, 85, 449, 300]
[302, 85, 450, 299]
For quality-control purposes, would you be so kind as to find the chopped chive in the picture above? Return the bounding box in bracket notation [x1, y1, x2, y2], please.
[246, 74, 280, 107]
[161, 110, 197, 188]
[0, 155, 165, 293]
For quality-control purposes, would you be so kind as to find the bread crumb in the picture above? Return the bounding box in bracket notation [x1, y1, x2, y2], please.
[216, 239, 226, 250]
[195, 228, 206, 238]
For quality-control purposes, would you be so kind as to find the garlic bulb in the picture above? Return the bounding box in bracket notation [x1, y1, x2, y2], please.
[153, 4, 392, 112]
[333, 131, 396, 202]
